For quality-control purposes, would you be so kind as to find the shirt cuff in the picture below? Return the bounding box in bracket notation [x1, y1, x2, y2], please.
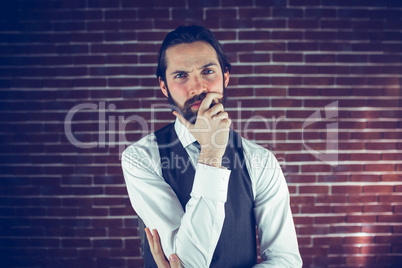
[191, 163, 231, 202]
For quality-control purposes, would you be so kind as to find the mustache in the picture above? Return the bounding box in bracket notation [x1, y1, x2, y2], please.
[183, 92, 208, 110]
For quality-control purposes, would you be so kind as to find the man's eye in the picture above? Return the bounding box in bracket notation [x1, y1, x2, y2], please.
[203, 69, 214, 75]
[175, 73, 186, 78]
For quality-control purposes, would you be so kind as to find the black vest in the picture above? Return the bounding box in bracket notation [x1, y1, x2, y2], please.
[141, 123, 257, 268]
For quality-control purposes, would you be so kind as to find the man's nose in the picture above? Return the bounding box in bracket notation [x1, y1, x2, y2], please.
[189, 76, 206, 95]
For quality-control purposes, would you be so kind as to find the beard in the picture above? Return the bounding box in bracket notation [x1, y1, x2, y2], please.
[165, 82, 227, 124]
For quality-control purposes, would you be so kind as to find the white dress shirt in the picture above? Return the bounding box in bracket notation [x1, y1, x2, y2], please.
[122, 118, 302, 267]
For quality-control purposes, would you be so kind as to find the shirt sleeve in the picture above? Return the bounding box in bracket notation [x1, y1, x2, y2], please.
[244, 144, 302, 267]
[122, 145, 230, 268]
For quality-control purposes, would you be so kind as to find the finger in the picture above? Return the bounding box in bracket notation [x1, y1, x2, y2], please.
[152, 229, 164, 255]
[169, 254, 182, 268]
[145, 227, 154, 250]
[152, 229, 161, 246]
[212, 111, 229, 121]
[147, 229, 170, 268]
[173, 111, 193, 129]
[199, 92, 223, 114]
[206, 103, 224, 117]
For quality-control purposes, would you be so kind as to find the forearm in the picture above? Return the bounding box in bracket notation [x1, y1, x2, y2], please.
[168, 197, 226, 266]
[123, 154, 230, 267]
[157, 163, 230, 266]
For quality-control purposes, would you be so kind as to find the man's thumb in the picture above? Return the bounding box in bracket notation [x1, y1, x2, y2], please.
[169, 254, 181, 268]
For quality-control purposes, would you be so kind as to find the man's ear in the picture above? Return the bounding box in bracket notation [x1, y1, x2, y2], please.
[224, 70, 230, 88]
[159, 77, 169, 98]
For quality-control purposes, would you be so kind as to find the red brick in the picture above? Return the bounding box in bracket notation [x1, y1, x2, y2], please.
[299, 246, 328, 256]
[290, 196, 315, 205]
[379, 195, 402, 202]
[137, 31, 168, 42]
[316, 216, 346, 224]
[306, 31, 337, 40]
[255, 88, 286, 97]
[239, 31, 270, 40]
[351, 132, 381, 139]
[378, 215, 402, 223]
[314, 236, 343, 245]
[346, 256, 377, 266]
[333, 205, 362, 213]
[321, 19, 352, 29]
[330, 225, 360, 234]
[382, 174, 402, 182]
[286, 154, 317, 162]
[254, 42, 286, 51]
[93, 239, 123, 248]
[136, 9, 169, 19]
[347, 215, 377, 223]
[302, 165, 331, 173]
[254, 19, 286, 28]
[364, 205, 393, 213]
[305, 8, 336, 18]
[271, 76, 302, 85]
[223, 43, 254, 52]
[375, 106, 401, 117]
[376, 235, 402, 244]
[330, 245, 359, 254]
[299, 226, 329, 234]
[293, 216, 314, 225]
[366, 142, 397, 150]
[332, 186, 362, 194]
[316, 195, 347, 204]
[272, 8, 303, 17]
[287, 65, 319, 74]
[239, 53, 271, 63]
[272, 53, 303, 62]
[365, 164, 395, 172]
[362, 225, 392, 234]
[362, 245, 391, 255]
[299, 185, 329, 194]
[350, 110, 381, 118]
[364, 185, 394, 193]
[368, 99, 399, 107]
[370, 54, 402, 63]
[333, 164, 364, 173]
[350, 175, 380, 182]
[254, 64, 286, 74]
[345, 236, 374, 244]
[321, 42, 353, 52]
[383, 131, 402, 138]
[62, 239, 91, 248]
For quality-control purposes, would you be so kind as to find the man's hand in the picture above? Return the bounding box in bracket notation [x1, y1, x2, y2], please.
[173, 92, 231, 168]
[145, 228, 181, 268]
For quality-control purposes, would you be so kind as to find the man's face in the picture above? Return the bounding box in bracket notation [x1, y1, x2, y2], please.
[159, 41, 230, 123]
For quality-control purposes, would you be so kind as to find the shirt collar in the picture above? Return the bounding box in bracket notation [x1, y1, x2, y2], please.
[174, 117, 197, 148]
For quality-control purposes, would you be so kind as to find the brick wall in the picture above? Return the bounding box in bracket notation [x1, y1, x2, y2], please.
[0, 0, 401, 267]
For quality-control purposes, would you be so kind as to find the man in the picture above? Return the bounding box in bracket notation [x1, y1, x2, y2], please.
[122, 25, 302, 267]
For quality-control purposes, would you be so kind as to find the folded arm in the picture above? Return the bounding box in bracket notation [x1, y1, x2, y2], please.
[122, 147, 230, 267]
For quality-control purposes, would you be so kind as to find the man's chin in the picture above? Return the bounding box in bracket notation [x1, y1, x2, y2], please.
[184, 111, 198, 124]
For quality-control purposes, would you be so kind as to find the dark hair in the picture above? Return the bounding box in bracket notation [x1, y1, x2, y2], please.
[156, 25, 231, 82]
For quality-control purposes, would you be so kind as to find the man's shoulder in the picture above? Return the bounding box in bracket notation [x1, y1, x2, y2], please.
[240, 135, 272, 158]
[122, 132, 157, 158]
[122, 122, 176, 158]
